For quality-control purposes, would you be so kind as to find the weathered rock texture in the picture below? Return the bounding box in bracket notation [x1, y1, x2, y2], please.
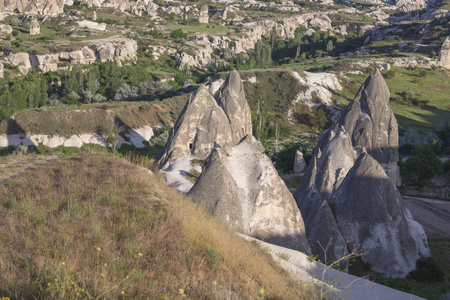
[29, 18, 40, 35]
[438, 37, 450, 70]
[6, 38, 137, 74]
[156, 70, 251, 169]
[189, 135, 311, 254]
[0, 0, 64, 15]
[198, 4, 208, 23]
[295, 69, 430, 278]
[294, 150, 307, 174]
[331, 153, 430, 277]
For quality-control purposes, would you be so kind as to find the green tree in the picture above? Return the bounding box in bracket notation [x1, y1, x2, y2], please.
[401, 142, 442, 187]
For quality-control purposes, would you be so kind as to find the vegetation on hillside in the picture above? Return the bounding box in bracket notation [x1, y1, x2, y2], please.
[0, 154, 314, 299]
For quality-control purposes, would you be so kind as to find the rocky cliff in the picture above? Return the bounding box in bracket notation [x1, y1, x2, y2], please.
[0, 0, 64, 15]
[5, 38, 137, 75]
[295, 69, 430, 278]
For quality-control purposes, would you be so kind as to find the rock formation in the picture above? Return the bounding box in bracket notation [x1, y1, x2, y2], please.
[189, 135, 311, 254]
[1, 0, 64, 15]
[93, 10, 97, 21]
[198, 4, 209, 23]
[295, 69, 430, 278]
[294, 150, 307, 175]
[331, 153, 430, 277]
[6, 38, 137, 74]
[214, 70, 252, 145]
[437, 37, 450, 69]
[156, 70, 251, 169]
[29, 18, 40, 35]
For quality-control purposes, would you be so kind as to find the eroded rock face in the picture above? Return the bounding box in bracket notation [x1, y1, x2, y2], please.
[214, 70, 252, 145]
[198, 4, 208, 23]
[294, 150, 307, 174]
[2, 0, 64, 15]
[157, 71, 252, 169]
[295, 69, 429, 277]
[189, 135, 311, 254]
[156, 85, 233, 168]
[297, 185, 347, 269]
[438, 37, 450, 69]
[331, 153, 430, 278]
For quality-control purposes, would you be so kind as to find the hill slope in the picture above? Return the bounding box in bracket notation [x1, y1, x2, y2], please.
[0, 154, 313, 299]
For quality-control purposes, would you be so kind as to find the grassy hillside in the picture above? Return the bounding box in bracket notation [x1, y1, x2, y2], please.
[0, 154, 314, 299]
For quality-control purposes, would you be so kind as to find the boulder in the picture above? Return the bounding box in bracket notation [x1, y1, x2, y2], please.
[331, 153, 430, 278]
[0, 24, 12, 34]
[189, 135, 311, 254]
[437, 36, 450, 69]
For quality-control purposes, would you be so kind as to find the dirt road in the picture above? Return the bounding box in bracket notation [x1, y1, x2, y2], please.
[404, 196, 450, 237]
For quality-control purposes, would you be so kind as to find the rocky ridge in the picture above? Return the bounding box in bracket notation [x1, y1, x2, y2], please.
[4, 38, 137, 74]
[294, 69, 430, 278]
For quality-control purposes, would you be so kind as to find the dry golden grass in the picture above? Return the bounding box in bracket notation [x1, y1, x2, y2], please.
[0, 154, 314, 299]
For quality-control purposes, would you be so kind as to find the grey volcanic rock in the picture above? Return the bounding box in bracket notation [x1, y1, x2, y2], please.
[214, 70, 252, 145]
[157, 85, 233, 168]
[157, 71, 252, 169]
[295, 69, 429, 277]
[296, 127, 357, 201]
[299, 69, 401, 188]
[438, 37, 450, 70]
[297, 185, 347, 269]
[189, 135, 311, 254]
[331, 153, 430, 278]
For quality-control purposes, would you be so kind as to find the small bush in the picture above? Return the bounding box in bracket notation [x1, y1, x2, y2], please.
[409, 257, 445, 282]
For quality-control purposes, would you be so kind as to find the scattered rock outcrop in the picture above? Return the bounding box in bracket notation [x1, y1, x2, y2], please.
[295, 69, 430, 277]
[189, 135, 311, 254]
[0, 0, 64, 15]
[6, 38, 137, 74]
[437, 37, 450, 69]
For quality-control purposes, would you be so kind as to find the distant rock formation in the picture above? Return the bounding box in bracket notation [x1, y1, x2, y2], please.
[294, 150, 307, 174]
[156, 70, 251, 169]
[6, 38, 137, 75]
[29, 18, 40, 35]
[0, 0, 64, 15]
[189, 135, 311, 254]
[438, 37, 450, 69]
[198, 4, 209, 23]
[295, 69, 430, 278]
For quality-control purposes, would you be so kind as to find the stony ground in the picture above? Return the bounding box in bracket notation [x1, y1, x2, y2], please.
[404, 196, 450, 237]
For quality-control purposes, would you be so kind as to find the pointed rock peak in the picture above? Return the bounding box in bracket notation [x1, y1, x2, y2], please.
[234, 134, 265, 153]
[216, 70, 244, 101]
[358, 68, 390, 105]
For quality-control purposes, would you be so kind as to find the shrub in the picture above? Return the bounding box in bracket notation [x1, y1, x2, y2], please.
[400, 142, 442, 187]
[9, 17, 21, 26]
[170, 29, 187, 40]
[409, 257, 445, 282]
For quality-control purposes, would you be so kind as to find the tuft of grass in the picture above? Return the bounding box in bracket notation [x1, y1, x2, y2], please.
[0, 153, 313, 299]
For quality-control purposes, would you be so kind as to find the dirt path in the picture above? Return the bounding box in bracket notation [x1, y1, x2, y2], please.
[404, 196, 450, 237]
[0, 155, 60, 183]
